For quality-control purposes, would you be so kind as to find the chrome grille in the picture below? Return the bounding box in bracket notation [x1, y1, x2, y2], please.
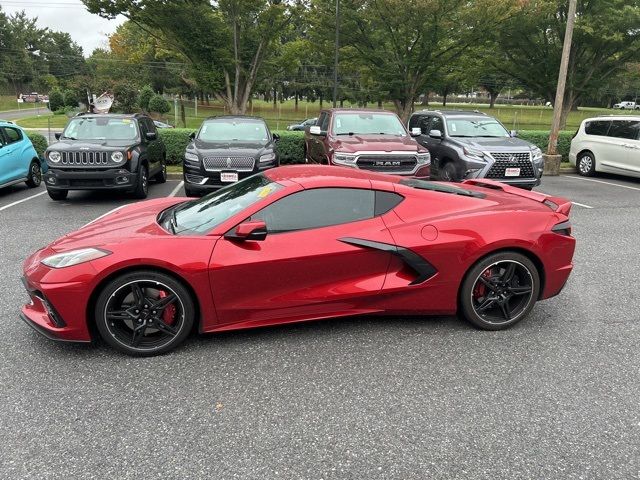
[356, 154, 417, 174]
[61, 151, 110, 166]
[486, 152, 534, 179]
[202, 156, 255, 172]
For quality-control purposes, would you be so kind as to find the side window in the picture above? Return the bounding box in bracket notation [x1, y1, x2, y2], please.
[146, 118, 158, 135]
[3, 127, 23, 144]
[320, 113, 330, 131]
[138, 119, 148, 137]
[254, 188, 375, 233]
[316, 112, 327, 131]
[430, 116, 444, 134]
[584, 121, 610, 136]
[607, 120, 640, 140]
[408, 115, 420, 130]
[420, 116, 433, 134]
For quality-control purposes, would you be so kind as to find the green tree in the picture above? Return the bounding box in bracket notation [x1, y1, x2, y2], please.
[48, 88, 64, 111]
[137, 85, 155, 112]
[148, 94, 170, 115]
[63, 88, 79, 108]
[112, 81, 138, 113]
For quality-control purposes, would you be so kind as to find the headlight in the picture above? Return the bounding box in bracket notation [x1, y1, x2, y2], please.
[48, 151, 61, 163]
[333, 153, 357, 166]
[416, 152, 431, 165]
[463, 146, 485, 160]
[41, 247, 111, 269]
[184, 151, 199, 163]
[532, 147, 543, 162]
[259, 152, 276, 163]
[111, 151, 124, 163]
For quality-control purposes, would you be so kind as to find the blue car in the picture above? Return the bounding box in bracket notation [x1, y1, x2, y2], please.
[0, 121, 45, 190]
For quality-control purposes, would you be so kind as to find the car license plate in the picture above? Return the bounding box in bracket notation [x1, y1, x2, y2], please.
[505, 167, 520, 177]
[220, 172, 239, 182]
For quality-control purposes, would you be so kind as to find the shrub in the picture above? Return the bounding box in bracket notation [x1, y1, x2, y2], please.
[159, 128, 193, 164]
[137, 85, 155, 112]
[48, 89, 64, 112]
[275, 131, 305, 164]
[63, 89, 78, 108]
[149, 94, 171, 115]
[26, 131, 48, 158]
[518, 130, 574, 160]
[112, 82, 138, 113]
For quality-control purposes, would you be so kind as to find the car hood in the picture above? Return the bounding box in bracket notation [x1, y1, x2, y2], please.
[47, 140, 135, 151]
[193, 139, 272, 156]
[47, 197, 186, 252]
[332, 134, 426, 153]
[452, 136, 534, 151]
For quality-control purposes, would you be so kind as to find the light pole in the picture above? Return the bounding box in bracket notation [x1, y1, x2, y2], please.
[333, 0, 340, 108]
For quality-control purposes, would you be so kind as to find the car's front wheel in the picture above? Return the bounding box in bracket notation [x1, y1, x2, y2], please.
[25, 160, 42, 188]
[155, 161, 167, 183]
[132, 164, 149, 199]
[440, 161, 459, 182]
[459, 251, 540, 330]
[577, 151, 596, 176]
[94, 270, 195, 356]
[47, 188, 68, 201]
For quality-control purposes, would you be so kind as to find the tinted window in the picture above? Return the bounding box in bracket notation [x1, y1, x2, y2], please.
[584, 120, 610, 136]
[319, 113, 330, 131]
[63, 117, 139, 140]
[446, 118, 509, 138]
[333, 113, 405, 136]
[607, 120, 640, 140]
[198, 119, 268, 142]
[430, 116, 444, 133]
[408, 115, 421, 129]
[254, 188, 375, 233]
[3, 127, 22, 143]
[375, 191, 404, 215]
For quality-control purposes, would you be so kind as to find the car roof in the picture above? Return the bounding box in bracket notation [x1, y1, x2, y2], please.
[73, 113, 148, 120]
[582, 115, 640, 121]
[412, 109, 488, 117]
[264, 165, 402, 187]
[322, 108, 398, 115]
[204, 115, 266, 122]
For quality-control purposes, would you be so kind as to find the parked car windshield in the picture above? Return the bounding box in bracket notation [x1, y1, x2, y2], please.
[446, 118, 509, 138]
[333, 113, 406, 136]
[62, 117, 139, 141]
[198, 120, 269, 142]
[168, 174, 283, 235]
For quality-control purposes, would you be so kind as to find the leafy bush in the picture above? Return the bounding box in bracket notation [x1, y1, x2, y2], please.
[159, 128, 194, 165]
[518, 130, 574, 160]
[275, 131, 305, 164]
[52, 105, 76, 116]
[149, 94, 171, 115]
[137, 85, 155, 112]
[112, 82, 138, 113]
[63, 89, 78, 108]
[48, 89, 64, 112]
[26, 131, 48, 158]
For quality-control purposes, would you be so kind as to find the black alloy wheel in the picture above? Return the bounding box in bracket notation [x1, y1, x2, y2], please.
[133, 164, 149, 199]
[440, 162, 459, 182]
[460, 252, 540, 330]
[95, 271, 194, 356]
[26, 161, 42, 188]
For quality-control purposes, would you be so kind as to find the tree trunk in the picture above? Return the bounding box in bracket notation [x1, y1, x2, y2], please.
[180, 102, 186, 128]
[421, 92, 429, 106]
[489, 92, 498, 108]
[340, 99, 344, 107]
[442, 93, 448, 107]
[319, 93, 323, 108]
[295, 92, 299, 111]
[377, 99, 383, 108]
[273, 87, 277, 109]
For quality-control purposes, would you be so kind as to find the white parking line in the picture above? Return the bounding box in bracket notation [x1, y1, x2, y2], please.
[0, 190, 47, 212]
[169, 181, 184, 197]
[562, 175, 640, 192]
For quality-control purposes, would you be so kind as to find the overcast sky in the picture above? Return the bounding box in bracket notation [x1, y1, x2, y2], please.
[3, 0, 125, 56]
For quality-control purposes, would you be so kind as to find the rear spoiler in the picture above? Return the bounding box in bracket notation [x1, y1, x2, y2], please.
[462, 179, 572, 216]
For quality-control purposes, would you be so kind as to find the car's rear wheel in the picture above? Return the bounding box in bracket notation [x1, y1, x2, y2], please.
[95, 271, 195, 356]
[459, 251, 540, 330]
[132, 164, 149, 198]
[440, 161, 459, 182]
[184, 184, 199, 197]
[47, 188, 68, 201]
[155, 161, 167, 183]
[25, 160, 42, 188]
[577, 151, 596, 176]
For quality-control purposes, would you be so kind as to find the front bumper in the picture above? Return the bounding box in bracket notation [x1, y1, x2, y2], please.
[44, 168, 137, 191]
[183, 161, 276, 193]
[464, 161, 542, 188]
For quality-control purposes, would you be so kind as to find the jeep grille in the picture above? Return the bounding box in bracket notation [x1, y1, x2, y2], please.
[60, 151, 110, 166]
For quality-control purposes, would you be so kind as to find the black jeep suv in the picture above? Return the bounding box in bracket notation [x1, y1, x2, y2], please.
[183, 116, 279, 196]
[408, 110, 544, 189]
[44, 113, 166, 200]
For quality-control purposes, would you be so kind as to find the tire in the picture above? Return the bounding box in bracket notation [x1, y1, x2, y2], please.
[132, 164, 149, 199]
[184, 185, 199, 197]
[25, 160, 42, 188]
[440, 161, 459, 182]
[47, 188, 68, 201]
[576, 151, 596, 177]
[459, 251, 540, 331]
[94, 270, 195, 356]
[154, 161, 167, 183]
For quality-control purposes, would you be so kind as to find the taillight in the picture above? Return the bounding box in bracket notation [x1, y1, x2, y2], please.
[552, 220, 572, 236]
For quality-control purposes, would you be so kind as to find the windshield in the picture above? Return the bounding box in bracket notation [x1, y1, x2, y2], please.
[62, 117, 139, 140]
[446, 118, 509, 138]
[333, 113, 406, 136]
[198, 120, 269, 142]
[167, 174, 283, 235]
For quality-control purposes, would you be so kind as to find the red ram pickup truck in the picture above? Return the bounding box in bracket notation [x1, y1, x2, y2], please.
[304, 108, 430, 178]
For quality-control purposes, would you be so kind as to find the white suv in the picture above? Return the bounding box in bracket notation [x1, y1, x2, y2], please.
[613, 101, 638, 110]
[569, 116, 640, 178]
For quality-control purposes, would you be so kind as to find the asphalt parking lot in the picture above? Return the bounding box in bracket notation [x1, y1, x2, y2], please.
[1, 174, 639, 480]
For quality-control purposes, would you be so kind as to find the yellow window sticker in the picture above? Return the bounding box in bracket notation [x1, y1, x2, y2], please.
[257, 186, 275, 198]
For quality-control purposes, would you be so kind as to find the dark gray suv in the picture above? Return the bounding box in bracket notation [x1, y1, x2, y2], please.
[408, 110, 543, 189]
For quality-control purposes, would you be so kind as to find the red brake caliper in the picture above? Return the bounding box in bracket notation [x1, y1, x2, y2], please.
[473, 268, 492, 300]
[158, 290, 176, 325]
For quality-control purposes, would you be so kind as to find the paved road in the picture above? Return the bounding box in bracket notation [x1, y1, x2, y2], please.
[0, 107, 52, 121]
[0, 174, 639, 479]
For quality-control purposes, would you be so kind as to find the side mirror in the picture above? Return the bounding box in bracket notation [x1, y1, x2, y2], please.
[429, 129, 442, 139]
[272, 133, 280, 142]
[54, 132, 62, 140]
[510, 130, 518, 138]
[225, 220, 267, 241]
[410, 127, 422, 137]
[145, 132, 157, 141]
[189, 131, 196, 140]
[309, 125, 324, 136]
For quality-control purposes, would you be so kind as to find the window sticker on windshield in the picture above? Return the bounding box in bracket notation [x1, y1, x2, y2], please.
[450, 123, 457, 132]
[257, 185, 275, 198]
[121, 119, 131, 124]
[336, 119, 341, 128]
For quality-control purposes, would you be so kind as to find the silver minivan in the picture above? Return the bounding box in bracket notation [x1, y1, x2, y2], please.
[569, 116, 640, 178]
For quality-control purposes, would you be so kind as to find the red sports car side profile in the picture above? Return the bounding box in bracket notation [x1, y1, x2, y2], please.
[21, 165, 575, 356]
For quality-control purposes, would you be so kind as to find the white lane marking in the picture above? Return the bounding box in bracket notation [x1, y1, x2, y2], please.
[562, 175, 640, 192]
[0, 190, 47, 212]
[537, 190, 593, 209]
[169, 181, 184, 197]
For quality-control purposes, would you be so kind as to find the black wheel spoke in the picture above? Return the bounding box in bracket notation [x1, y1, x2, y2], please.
[476, 297, 497, 312]
[479, 276, 498, 292]
[152, 319, 178, 337]
[131, 324, 147, 347]
[508, 286, 532, 296]
[499, 300, 512, 320]
[107, 310, 134, 321]
[153, 293, 177, 311]
[131, 283, 146, 307]
[502, 263, 516, 283]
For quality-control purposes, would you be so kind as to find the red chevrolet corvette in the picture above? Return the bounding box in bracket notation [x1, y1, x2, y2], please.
[21, 165, 575, 356]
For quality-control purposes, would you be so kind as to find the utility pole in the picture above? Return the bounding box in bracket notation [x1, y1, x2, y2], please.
[332, 0, 340, 108]
[547, 0, 578, 157]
